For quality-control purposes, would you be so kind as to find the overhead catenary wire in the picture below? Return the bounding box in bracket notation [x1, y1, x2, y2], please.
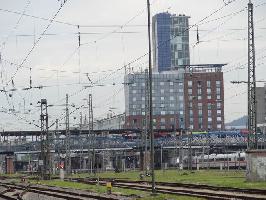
[0, 0, 256, 130]
[4, 0, 69, 87]
[3, 0, 241, 90]
[0, 0, 31, 51]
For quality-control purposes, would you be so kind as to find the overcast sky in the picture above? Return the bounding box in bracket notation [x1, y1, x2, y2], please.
[0, 0, 265, 131]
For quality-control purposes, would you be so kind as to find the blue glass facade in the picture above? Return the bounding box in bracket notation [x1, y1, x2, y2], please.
[155, 13, 171, 72]
[153, 13, 190, 72]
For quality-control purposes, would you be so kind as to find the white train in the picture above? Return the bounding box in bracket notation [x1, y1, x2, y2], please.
[180, 152, 246, 169]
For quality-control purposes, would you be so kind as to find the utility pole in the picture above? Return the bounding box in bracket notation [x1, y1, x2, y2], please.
[146, 0, 155, 194]
[88, 94, 95, 174]
[65, 94, 71, 175]
[39, 99, 51, 180]
[79, 112, 83, 170]
[144, 69, 149, 174]
[247, 0, 257, 149]
[55, 119, 59, 140]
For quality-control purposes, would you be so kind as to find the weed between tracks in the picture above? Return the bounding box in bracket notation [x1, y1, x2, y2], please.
[29, 179, 202, 200]
[3, 170, 266, 199]
[70, 170, 266, 189]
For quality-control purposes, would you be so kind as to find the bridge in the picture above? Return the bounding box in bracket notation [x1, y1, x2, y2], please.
[1, 133, 265, 154]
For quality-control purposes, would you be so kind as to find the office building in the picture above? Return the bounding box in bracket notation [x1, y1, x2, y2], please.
[124, 70, 185, 130]
[152, 12, 190, 72]
[183, 64, 225, 131]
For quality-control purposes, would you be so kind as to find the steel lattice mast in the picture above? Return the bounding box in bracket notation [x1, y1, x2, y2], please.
[247, 0, 257, 149]
[65, 94, 71, 174]
[40, 99, 51, 179]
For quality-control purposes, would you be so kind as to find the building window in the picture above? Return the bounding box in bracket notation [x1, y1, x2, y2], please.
[161, 111, 166, 115]
[161, 126, 166, 129]
[189, 102, 193, 109]
[216, 81, 221, 87]
[142, 83, 145, 87]
[217, 94, 221, 100]
[197, 81, 202, 88]
[132, 90, 136, 94]
[141, 97, 145, 101]
[198, 109, 202, 116]
[217, 110, 222, 115]
[169, 111, 174, 114]
[179, 88, 183, 93]
[208, 110, 212, 117]
[170, 103, 175, 107]
[208, 124, 212, 129]
[170, 96, 174, 101]
[217, 102, 221, 109]
[207, 95, 211, 100]
[133, 105, 136, 109]
[160, 104, 165, 108]
[170, 118, 175, 123]
[188, 81, 192, 87]
[179, 96, 183, 101]
[161, 118, 165, 123]
[217, 117, 222, 121]
[132, 83, 136, 87]
[216, 87, 221, 94]
[152, 97, 155, 101]
[208, 117, 212, 122]
[189, 109, 193, 116]
[207, 88, 211, 94]
[198, 95, 202, 100]
[207, 81, 211, 88]
[170, 89, 174, 93]
[160, 82, 164, 86]
[199, 117, 203, 123]
[141, 104, 145, 109]
[198, 103, 202, 109]
[199, 123, 202, 129]
[161, 97, 165, 101]
[169, 82, 174, 86]
[217, 124, 222, 129]
[198, 88, 202, 95]
[133, 97, 136, 101]
[161, 89, 164, 94]
[188, 88, 192, 95]
[133, 119, 137, 124]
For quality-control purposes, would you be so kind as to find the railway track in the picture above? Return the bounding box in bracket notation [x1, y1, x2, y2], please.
[0, 181, 125, 200]
[0, 193, 17, 200]
[68, 177, 266, 200]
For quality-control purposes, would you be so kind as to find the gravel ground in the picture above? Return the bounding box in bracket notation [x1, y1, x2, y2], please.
[0, 181, 133, 200]
[22, 192, 65, 200]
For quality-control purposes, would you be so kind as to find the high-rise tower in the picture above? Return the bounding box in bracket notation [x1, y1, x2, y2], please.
[152, 13, 190, 72]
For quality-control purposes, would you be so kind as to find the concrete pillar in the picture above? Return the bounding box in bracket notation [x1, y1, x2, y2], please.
[246, 150, 266, 181]
[5, 156, 14, 174]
